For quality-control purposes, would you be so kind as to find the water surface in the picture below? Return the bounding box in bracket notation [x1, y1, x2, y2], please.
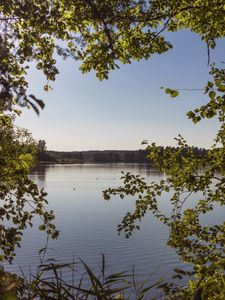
[7, 164, 190, 284]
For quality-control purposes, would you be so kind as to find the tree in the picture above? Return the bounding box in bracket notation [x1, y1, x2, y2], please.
[37, 140, 47, 153]
[0, 113, 58, 263]
[99, 5, 225, 298]
[36, 139, 56, 162]
[1, 0, 225, 298]
[1, 0, 225, 112]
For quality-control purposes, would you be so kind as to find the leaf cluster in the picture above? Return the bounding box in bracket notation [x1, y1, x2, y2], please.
[0, 113, 59, 263]
[104, 63, 225, 297]
[1, 0, 225, 111]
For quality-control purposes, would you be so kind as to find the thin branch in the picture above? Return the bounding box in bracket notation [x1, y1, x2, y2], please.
[177, 191, 193, 215]
[207, 41, 211, 66]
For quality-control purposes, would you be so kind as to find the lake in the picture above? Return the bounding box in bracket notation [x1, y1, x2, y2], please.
[6, 163, 195, 289]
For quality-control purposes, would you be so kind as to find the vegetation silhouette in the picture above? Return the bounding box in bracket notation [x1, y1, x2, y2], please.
[0, 0, 225, 298]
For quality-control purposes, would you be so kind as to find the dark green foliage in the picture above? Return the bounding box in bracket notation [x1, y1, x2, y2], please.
[0, 113, 59, 263]
[1, 0, 225, 112]
[0, 266, 17, 300]
[104, 68, 225, 298]
[36, 140, 56, 162]
[1, 0, 225, 298]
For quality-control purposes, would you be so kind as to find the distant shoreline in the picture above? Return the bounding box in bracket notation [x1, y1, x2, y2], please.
[38, 149, 152, 164]
[37, 147, 207, 165]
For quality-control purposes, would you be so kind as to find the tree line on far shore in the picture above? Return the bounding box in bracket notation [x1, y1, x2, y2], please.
[37, 140, 207, 164]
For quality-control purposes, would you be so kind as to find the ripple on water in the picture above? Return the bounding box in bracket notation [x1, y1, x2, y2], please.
[7, 164, 192, 288]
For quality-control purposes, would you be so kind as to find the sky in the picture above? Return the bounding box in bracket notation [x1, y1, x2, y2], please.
[16, 30, 225, 151]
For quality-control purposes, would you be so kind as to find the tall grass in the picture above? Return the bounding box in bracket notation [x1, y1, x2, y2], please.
[14, 254, 166, 300]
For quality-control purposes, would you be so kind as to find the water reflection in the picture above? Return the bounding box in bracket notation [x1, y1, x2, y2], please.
[7, 163, 181, 285]
[31, 163, 165, 183]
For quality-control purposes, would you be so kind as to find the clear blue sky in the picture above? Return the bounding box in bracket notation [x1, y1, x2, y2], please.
[16, 30, 225, 151]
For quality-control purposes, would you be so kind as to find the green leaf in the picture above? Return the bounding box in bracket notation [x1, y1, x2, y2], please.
[170, 90, 179, 98]
[209, 90, 216, 99]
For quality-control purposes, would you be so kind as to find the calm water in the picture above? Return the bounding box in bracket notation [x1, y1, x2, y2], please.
[6, 164, 199, 283]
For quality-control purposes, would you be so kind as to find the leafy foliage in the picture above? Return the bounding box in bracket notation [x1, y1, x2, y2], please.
[0, 266, 17, 300]
[0, 113, 58, 263]
[104, 65, 225, 298]
[1, 0, 225, 111]
[1, 0, 225, 298]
